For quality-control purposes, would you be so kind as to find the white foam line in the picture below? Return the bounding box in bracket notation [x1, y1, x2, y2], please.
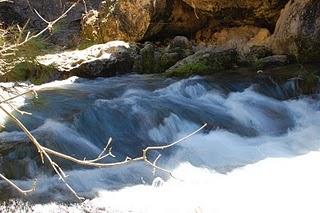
[30, 151, 320, 213]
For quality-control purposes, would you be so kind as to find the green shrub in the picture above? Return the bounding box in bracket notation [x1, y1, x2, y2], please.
[0, 22, 55, 82]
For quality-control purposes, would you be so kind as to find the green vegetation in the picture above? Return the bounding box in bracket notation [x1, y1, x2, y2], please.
[166, 62, 210, 77]
[6, 61, 59, 84]
[0, 23, 56, 83]
[76, 39, 97, 50]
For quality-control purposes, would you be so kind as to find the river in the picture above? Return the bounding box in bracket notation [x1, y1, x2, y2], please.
[0, 72, 320, 212]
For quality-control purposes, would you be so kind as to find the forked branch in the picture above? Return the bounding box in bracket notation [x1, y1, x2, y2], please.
[0, 88, 207, 200]
[0, 1, 79, 56]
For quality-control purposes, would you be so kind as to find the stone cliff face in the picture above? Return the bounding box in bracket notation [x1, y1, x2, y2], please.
[80, 0, 320, 63]
[271, 0, 320, 62]
[183, 0, 288, 22]
[82, 0, 154, 42]
[1, 0, 320, 64]
[81, 0, 207, 42]
[81, 0, 288, 42]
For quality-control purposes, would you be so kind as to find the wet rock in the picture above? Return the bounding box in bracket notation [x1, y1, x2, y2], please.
[166, 47, 238, 77]
[166, 36, 194, 58]
[240, 45, 273, 65]
[246, 46, 273, 60]
[137, 43, 158, 73]
[159, 52, 182, 70]
[270, 0, 320, 62]
[38, 41, 138, 78]
[256, 55, 290, 69]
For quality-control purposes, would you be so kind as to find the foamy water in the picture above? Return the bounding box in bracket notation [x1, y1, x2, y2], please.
[0, 75, 319, 212]
[26, 151, 320, 213]
[0, 82, 31, 126]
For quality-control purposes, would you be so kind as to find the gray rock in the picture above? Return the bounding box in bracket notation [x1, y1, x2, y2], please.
[166, 47, 238, 77]
[168, 36, 192, 50]
[137, 43, 156, 73]
[270, 0, 320, 62]
[133, 38, 194, 74]
[242, 45, 273, 62]
[38, 41, 137, 78]
[256, 55, 290, 69]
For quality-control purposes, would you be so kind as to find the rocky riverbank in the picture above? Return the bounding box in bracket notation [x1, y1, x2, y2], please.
[0, 0, 319, 83]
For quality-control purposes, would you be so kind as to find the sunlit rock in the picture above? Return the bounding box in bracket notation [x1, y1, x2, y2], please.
[38, 41, 137, 78]
[270, 0, 320, 62]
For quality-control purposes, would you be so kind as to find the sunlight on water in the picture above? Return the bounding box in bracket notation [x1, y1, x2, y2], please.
[0, 75, 319, 212]
[28, 152, 320, 213]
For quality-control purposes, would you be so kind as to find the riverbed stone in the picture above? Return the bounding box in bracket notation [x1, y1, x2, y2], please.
[133, 37, 194, 73]
[256, 55, 290, 69]
[166, 47, 238, 77]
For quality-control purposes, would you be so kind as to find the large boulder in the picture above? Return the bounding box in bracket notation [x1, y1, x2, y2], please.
[255, 54, 290, 69]
[81, 0, 205, 42]
[270, 0, 320, 63]
[133, 36, 194, 73]
[195, 26, 270, 46]
[0, 61, 62, 84]
[81, 0, 152, 42]
[195, 25, 271, 57]
[166, 47, 238, 77]
[1, 0, 290, 49]
[38, 41, 138, 78]
[81, 0, 288, 46]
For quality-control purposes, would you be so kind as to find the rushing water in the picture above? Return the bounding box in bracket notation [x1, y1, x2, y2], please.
[0, 73, 320, 212]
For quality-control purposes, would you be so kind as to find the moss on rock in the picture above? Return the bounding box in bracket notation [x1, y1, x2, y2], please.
[166, 47, 238, 77]
[167, 62, 210, 77]
[3, 61, 60, 84]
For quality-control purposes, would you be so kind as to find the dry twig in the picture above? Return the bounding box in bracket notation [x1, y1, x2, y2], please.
[0, 174, 35, 195]
[0, 88, 207, 199]
[0, 0, 208, 200]
[0, 1, 79, 56]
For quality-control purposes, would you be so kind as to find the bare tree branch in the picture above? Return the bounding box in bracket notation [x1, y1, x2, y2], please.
[0, 0, 208, 199]
[0, 88, 207, 199]
[0, 173, 36, 195]
[0, 90, 36, 104]
[0, 1, 79, 56]
[0, 103, 85, 200]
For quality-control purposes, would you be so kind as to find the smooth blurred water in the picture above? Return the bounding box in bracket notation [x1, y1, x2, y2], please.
[0, 73, 320, 209]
